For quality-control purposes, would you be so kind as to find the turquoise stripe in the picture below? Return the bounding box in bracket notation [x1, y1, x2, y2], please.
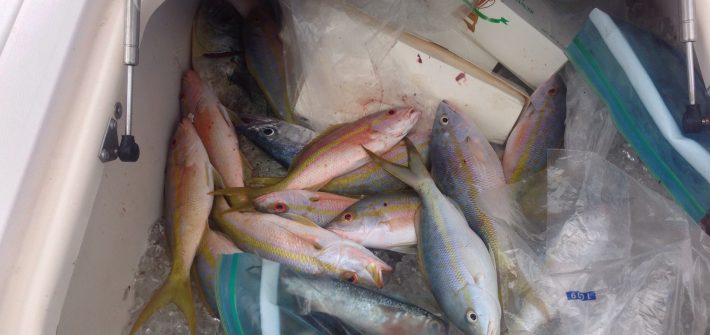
[217, 254, 246, 335]
[565, 20, 708, 221]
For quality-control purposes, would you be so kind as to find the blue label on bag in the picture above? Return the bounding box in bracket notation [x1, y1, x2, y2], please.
[566, 291, 597, 301]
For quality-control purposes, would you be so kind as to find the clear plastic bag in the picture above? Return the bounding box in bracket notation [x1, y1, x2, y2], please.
[559, 63, 618, 158]
[485, 150, 710, 335]
[566, 10, 710, 223]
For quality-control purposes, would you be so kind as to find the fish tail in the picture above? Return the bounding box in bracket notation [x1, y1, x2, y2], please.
[212, 183, 282, 210]
[364, 137, 430, 191]
[129, 272, 196, 335]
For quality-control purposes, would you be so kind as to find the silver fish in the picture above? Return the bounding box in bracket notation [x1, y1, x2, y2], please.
[192, 0, 272, 117]
[235, 115, 316, 167]
[431, 101, 552, 333]
[366, 139, 501, 335]
[281, 274, 449, 335]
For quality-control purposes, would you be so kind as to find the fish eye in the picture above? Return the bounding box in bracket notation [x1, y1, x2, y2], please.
[340, 271, 358, 284]
[262, 127, 275, 136]
[466, 310, 478, 323]
[273, 202, 288, 213]
[387, 109, 396, 115]
[440, 116, 449, 125]
[343, 212, 354, 222]
[548, 88, 557, 96]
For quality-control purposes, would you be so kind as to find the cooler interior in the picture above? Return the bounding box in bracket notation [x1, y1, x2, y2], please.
[57, 0, 199, 333]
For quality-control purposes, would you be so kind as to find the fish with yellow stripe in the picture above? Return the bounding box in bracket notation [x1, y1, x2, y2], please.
[325, 192, 420, 254]
[431, 101, 551, 333]
[182, 70, 245, 188]
[366, 138, 501, 335]
[242, 0, 295, 123]
[214, 107, 421, 208]
[248, 131, 431, 196]
[322, 131, 431, 195]
[502, 74, 566, 183]
[253, 190, 358, 226]
[212, 197, 392, 288]
[191, 0, 271, 118]
[192, 227, 241, 316]
[129, 119, 214, 335]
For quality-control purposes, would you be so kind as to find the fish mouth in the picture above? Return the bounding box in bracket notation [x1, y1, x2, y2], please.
[407, 107, 422, 121]
[367, 262, 393, 288]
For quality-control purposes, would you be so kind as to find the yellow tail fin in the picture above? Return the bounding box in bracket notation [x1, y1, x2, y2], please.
[129, 272, 196, 335]
[211, 183, 283, 210]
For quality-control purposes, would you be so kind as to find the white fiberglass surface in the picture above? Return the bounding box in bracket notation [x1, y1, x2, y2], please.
[57, 0, 199, 334]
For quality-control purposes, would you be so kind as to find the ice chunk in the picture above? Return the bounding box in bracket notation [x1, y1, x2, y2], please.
[125, 220, 224, 335]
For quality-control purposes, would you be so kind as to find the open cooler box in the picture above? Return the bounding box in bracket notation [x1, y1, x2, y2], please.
[1, 0, 708, 334]
[0, 0, 544, 334]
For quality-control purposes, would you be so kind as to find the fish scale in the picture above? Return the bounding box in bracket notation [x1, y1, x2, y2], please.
[182, 70, 245, 188]
[322, 131, 431, 195]
[431, 103, 504, 249]
[503, 74, 566, 183]
[129, 119, 213, 335]
[213, 198, 392, 288]
[325, 192, 419, 252]
[431, 101, 551, 333]
[365, 138, 500, 335]
[214, 107, 421, 209]
[254, 190, 358, 226]
[191, 0, 272, 119]
[281, 274, 449, 334]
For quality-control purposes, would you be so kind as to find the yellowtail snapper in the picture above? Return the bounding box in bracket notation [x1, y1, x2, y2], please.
[365, 138, 501, 335]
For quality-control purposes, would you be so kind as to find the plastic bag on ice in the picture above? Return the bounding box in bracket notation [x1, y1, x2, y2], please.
[486, 149, 710, 335]
[566, 9, 710, 224]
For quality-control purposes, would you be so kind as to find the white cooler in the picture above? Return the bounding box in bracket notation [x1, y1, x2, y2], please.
[0, 0, 703, 334]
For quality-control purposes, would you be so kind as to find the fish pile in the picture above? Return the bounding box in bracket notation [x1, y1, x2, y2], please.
[128, 1, 567, 334]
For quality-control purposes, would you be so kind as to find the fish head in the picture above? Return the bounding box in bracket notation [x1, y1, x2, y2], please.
[192, 0, 243, 59]
[529, 74, 566, 114]
[324, 204, 378, 242]
[368, 107, 422, 143]
[318, 242, 392, 288]
[432, 101, 471, 146]
[236, 115, 314, 148]
[253, 190, 315, 215]
[450, 284, 501, 335]
[236, 115, 282, 145]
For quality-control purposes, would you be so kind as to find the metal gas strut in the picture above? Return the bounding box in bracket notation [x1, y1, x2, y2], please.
[100, 0, 141, 162]
[681, 0, 710, 133]
[119, 0, 141, 161]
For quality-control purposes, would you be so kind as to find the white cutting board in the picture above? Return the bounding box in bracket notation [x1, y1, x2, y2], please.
[286, 0, 527, 144]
